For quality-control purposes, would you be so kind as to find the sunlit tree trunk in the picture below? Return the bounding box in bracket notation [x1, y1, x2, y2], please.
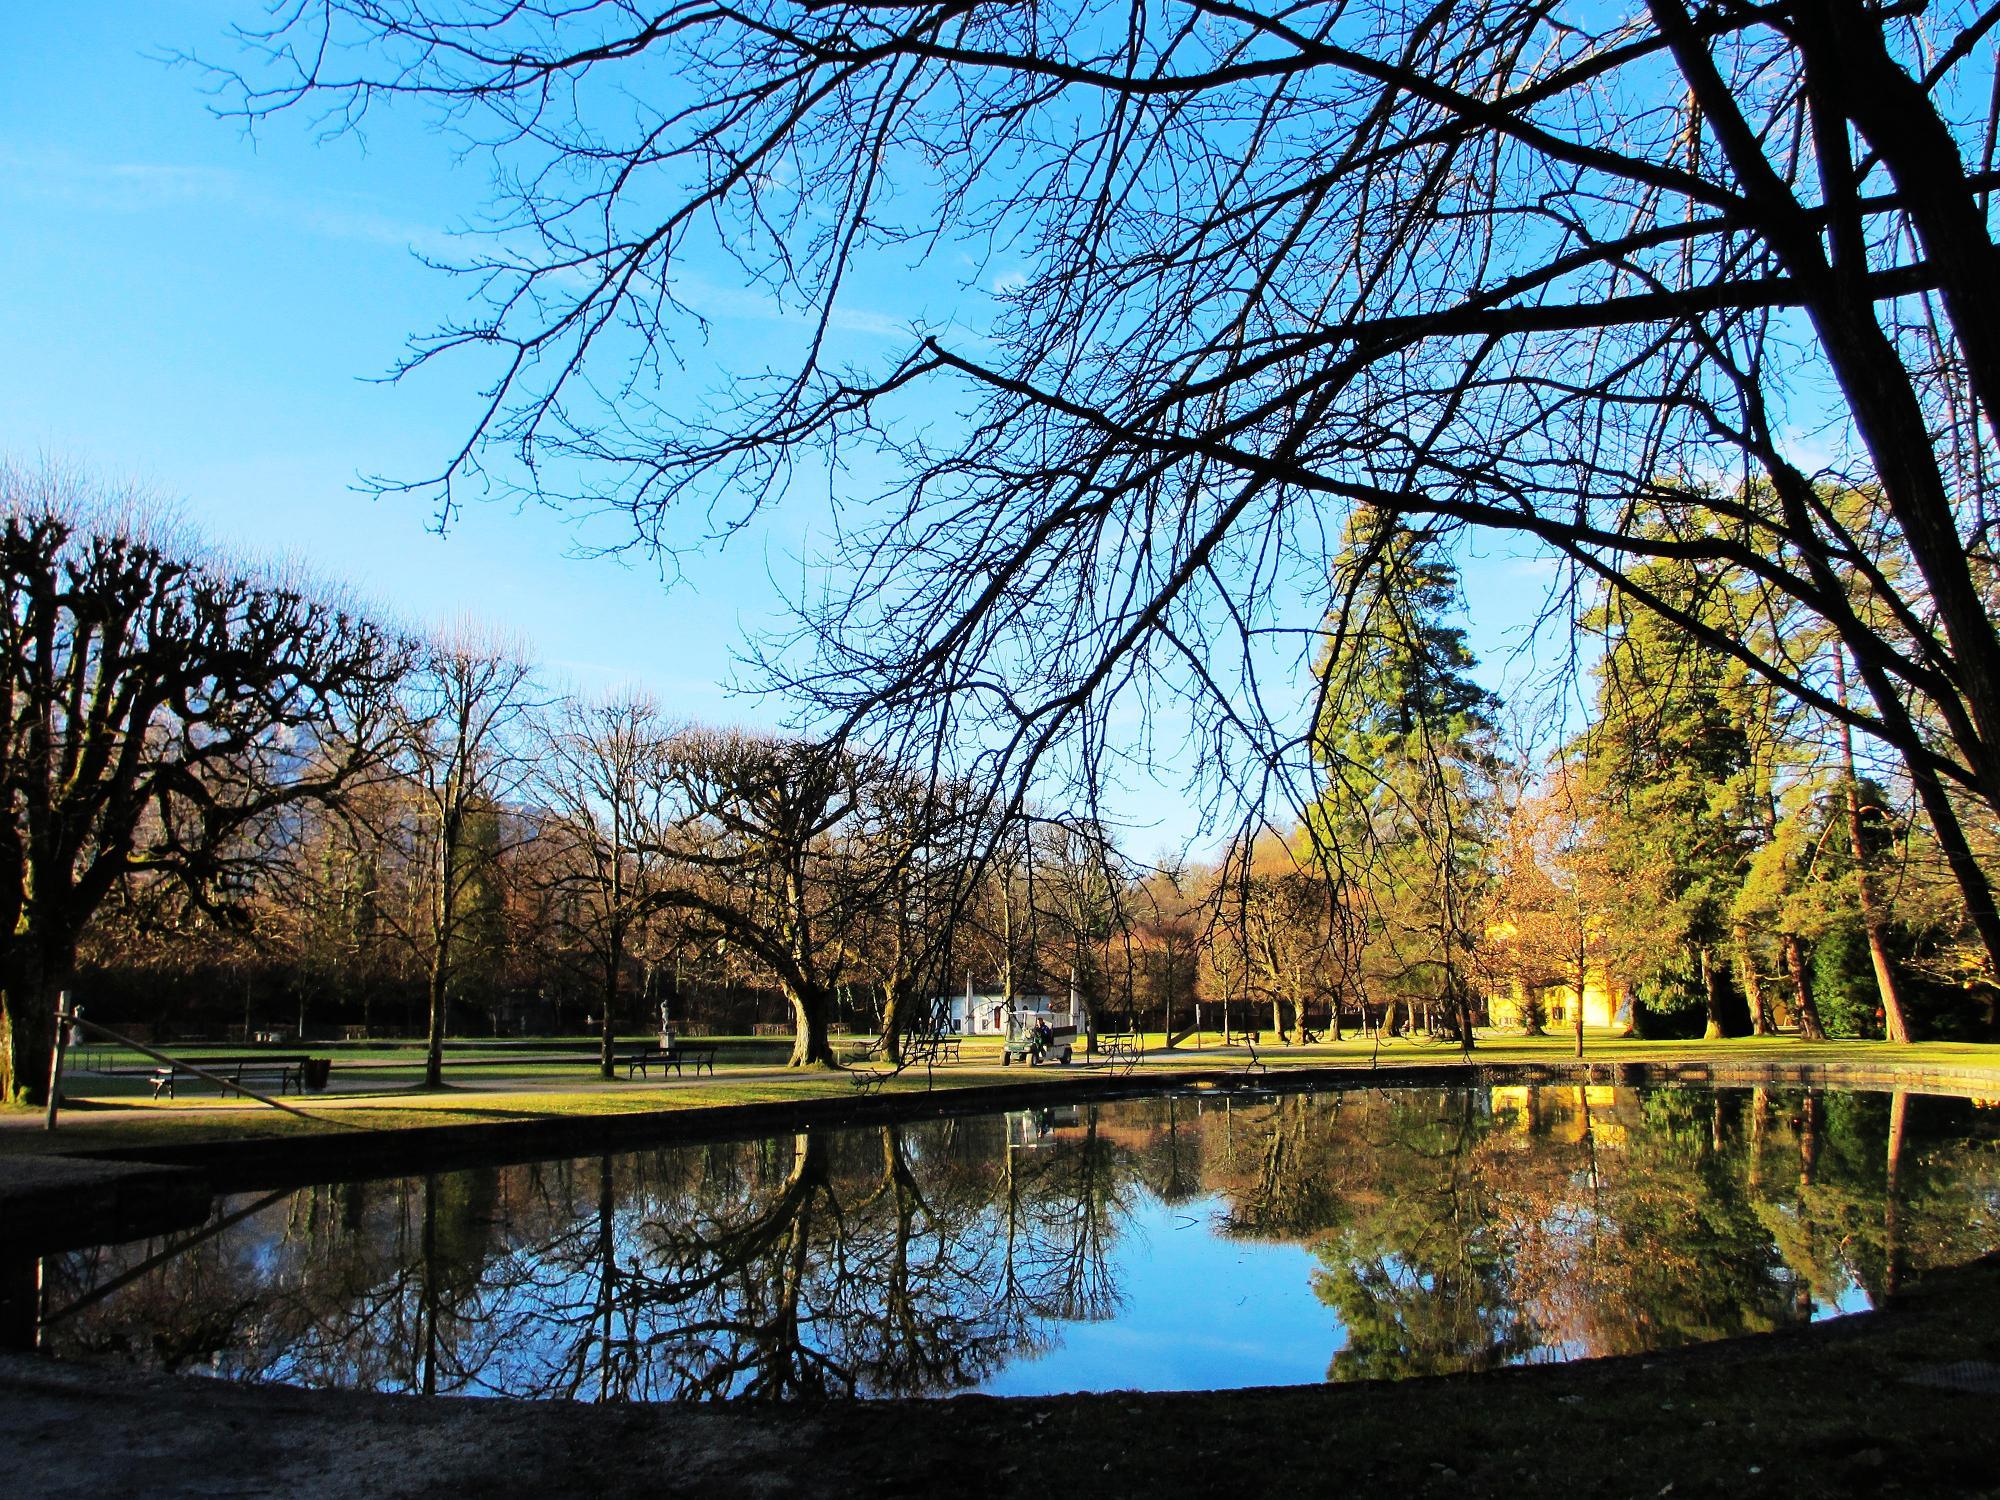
[1784, 935, 1827, 1040]
[787, 984, 836, 1069]
[1699, 945, 1725, 1039]
[1834, 652, 1911, 1043]
[1734, 924, 1771, 1036]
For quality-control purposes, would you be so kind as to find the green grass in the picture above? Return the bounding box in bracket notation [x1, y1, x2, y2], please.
[8, 1031, 1998, 1158]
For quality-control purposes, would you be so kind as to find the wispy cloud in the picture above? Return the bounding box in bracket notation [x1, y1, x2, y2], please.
[660, 271, 943, 344]
[0, 143, 461, 259]
[0, 143, 950, 343]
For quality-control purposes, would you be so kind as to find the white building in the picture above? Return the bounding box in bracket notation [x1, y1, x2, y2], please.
[943, 988, 1069, 1036]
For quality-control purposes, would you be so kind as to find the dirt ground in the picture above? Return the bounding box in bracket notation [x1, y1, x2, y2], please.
[4, 1255, 1998, 1499]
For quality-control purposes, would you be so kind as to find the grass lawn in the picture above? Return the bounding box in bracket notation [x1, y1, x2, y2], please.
[5, 1031, 1998, 1158]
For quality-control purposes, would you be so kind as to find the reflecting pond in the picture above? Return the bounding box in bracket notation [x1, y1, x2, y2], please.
[26, 1085, 2000, 1399]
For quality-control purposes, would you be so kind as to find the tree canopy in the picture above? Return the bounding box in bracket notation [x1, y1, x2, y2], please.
[219, 0, 2000, 915]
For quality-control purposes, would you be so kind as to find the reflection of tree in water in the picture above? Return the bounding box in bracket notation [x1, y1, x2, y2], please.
[1134, 1094, 1207, 1208]
[1202, 1090, 1530, 1379]
[40, 1087, 2000, 1397]
[1208, 1085, 2000, 1380]
[1315, 1093, 1537, 1380]
[613, 1127, 1008, 1398]
[1004, 1107, 1134, 1326]
[45, 1111, 1141, 1401]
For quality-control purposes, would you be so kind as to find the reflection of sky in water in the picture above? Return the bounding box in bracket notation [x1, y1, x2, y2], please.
[37, 1086, 2000, 1401]
[977, 1193, 1341, 1396]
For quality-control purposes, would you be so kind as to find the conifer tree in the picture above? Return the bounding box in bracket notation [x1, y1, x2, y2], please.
[1313, 520, 1499, 1047]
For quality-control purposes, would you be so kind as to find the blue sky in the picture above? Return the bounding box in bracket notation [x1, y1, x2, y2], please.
[2, 5, 1563, 853]
[3, 4, 796, 719]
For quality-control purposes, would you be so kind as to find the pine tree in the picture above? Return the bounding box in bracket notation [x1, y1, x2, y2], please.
[1312, 520, 1500, 1048]
[1578, 566, 1770, 1036]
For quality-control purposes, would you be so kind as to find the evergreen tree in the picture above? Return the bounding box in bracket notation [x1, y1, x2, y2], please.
[1313, 520, 1500, 1047]
[1578, 564, 1772, 1037]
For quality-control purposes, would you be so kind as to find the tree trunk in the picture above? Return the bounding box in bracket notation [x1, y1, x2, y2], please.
[786, 984, 837, 1068]
[878, 978, 906, 1067]
[598, 945, 621, 1081]
[1784, 935, 1827, 1040]
[1835, 653, 1912, 1043]
[1675, 7, 2000, 986]
[1734, 924, 1771, 1036]
[2, 946, 69, 1107]
[1699, 946, 1725, 1039]
[1575, 947, 1589, 1059]
[1519, 980, 1545, 1037]
[1668, 0, 2000, 804]
[1, 992, 55, 1108]
[424, 949, 449, 1089]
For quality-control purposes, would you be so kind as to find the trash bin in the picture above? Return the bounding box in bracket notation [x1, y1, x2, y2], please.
[302, 1057, 332, 1093]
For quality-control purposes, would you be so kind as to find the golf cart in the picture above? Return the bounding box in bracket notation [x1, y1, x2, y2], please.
[1001, 1012, 1074, 1066]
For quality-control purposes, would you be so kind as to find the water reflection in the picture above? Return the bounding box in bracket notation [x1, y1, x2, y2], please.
[30, 1086, 2000, 1399]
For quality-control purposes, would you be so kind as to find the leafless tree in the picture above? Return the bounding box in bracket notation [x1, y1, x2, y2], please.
[222, 0, 2000, 975]
[0, 466, 406, 1102]
[533, 695, 682, 1077]
[392, 631, 539, 1088]
[844, 768, 981, 1064]
[647, 730, 866, 1067]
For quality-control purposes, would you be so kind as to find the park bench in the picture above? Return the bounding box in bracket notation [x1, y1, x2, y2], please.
[906, 1033, 963, 1064]
[1225, 1028, 1262, 1046]
[149, 1054, 324, 1101]
[622, 1042, 719, 1079]
[1095, 1033, 1141, 1074]
[843, 1032, 962, 1069]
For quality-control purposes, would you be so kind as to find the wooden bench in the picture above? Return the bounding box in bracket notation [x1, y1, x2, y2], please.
[149, 1054, 317, 1101]
[1225, 1028, 1262, 1046]
[622, 1043, 718, 1079]
[1095, 1033, 1141, 1073]
[906, 1033, 962, 1064]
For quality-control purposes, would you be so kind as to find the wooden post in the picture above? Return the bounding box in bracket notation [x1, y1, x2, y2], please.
[44, 993, 69, 1132]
